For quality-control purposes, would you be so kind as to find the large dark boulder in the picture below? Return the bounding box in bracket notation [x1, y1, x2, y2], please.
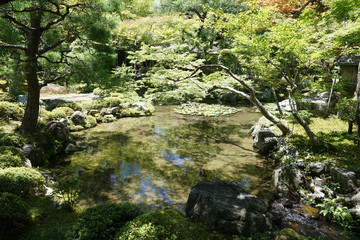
[330, 167, 358, 194]
[185, 181, 272, 236]
[21, 144, 45, 167]
[46, 121, 70, 142]
[253, 128, 278, 154]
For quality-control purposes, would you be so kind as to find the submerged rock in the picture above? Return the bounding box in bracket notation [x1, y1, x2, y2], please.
[65, 143, 83, 154]
[186, 181, 272, 236]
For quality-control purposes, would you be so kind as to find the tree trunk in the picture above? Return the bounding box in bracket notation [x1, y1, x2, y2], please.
[289, 91, 333, 149]
[348, 121, 353, 134]
[356, 62, 360, 140]
[19, 14, 42, 134]
[272, 87, 283, 116]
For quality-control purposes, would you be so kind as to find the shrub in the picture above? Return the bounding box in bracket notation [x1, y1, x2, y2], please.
[71, 203, 142, 240]
[0, 132, 26, 147]
[116, 210, 218, 240]
[0, 167, 46, 196]
[0, 101, 24, 121]
[50, 107, 75, 120]
[29, 131, 63, 160]
[0, 146, 26, 169]
[85, 115, 97, 128]
[0, 192, 31, 237]
[47, 101, 82, 112]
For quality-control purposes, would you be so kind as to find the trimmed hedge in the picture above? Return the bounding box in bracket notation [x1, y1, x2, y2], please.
[0, 192, 31, 237]
[0, 146, 26, 169]
[0, 167, 46, 196]
[71, 203, 142, 240]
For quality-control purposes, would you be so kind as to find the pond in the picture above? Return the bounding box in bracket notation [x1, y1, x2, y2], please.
[53, 106, 273, 211]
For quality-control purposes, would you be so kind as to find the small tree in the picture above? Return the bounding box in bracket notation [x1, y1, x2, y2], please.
[336, 97, 357, 134]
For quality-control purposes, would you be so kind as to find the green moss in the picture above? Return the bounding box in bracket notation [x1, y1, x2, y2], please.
[0, 101, 24, 121]
[85, 115, 97, 128]
[47, 102, 82, 111]
[50, 107, 75, 120]
[116, 210, 222, 240]
[0, 192, 31, 238]
[0, 146, 26, 169]
[19, 196, 78, 240]
[275, 228, 303, 240]
[0, 167, 46, 196]
[70, 203, 142, 240]
[0, 132, 26, 147]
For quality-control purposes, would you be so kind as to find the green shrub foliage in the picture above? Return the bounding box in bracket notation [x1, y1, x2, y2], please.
[71, 203, 142, 240]
[0, 146, 26, 169]
[0, 192, 31, 237]
[0, 167, 46, 196]
[116, 210, 216, 240]
[0, 132, 26, 147]
[0, 101, 24, 121]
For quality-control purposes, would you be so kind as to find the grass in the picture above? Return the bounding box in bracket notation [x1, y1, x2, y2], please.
[287, 115, 360, 172]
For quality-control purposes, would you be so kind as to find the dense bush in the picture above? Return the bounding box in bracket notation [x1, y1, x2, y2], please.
[0, 167, 46, 196]
[0, 132, 26, 147]
[50, 107, 75, 120]
[71, 203, 142, 240]
[0, 101, 24, 121]
[0, 146, 25, 169]
[85, 115, 97, 128]
[0, 192, 31, 237]
[47, 101, 82, 111]
[116, 210, 218, 240]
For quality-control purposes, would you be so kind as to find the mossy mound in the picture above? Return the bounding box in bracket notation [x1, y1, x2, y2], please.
[0, 101, 24, 121]
[0, 146, 26, 169]
[116, 210, 222, 240]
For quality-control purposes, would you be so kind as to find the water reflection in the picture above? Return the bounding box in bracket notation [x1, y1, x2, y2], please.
[55, 106, 272, 209]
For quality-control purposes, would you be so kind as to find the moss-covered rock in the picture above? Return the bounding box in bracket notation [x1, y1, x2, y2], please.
[0, 146, 26, 169]
[0, 167, 46, 196]
[116, 210, 221, 240]
[0, 101, 24, 121]
[275, 228, 303, 240]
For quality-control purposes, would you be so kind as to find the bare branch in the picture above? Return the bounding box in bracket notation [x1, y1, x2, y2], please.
[40, 75, 64, 88]
[208, 85, 250, 100]
[2, 13, 35, 31]
[38, 33, 70, 55]
[0, 42, 26, 51]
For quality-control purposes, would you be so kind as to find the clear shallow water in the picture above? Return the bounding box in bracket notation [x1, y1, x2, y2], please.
[54, 106, 273, 210]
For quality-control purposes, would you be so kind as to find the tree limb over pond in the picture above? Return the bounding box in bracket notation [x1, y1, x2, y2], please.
[180, 64, 334, 150]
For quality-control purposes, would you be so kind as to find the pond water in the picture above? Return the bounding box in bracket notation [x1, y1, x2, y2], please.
[54, 106, 273, 210]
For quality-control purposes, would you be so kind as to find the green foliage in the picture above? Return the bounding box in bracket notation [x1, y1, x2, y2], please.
[0, 192, 31, 237]
[85, 115, 97, 128]
[336, 97, 356, 123]
[316, 198, 355, 229]
[174, 102, 241, 116]
[116, 210, 221, 240]
[50, 107, 75, 120]
[0, 167, 46, 196]
[54, 176, 80, 208]
[0, 146, 26, 169]
[0, 132, 26, 147]
[46, 102, 82, 112]
[0, 101, 24, 122]
[71, 203, 142, 240]
[29, 131, 64, 161]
